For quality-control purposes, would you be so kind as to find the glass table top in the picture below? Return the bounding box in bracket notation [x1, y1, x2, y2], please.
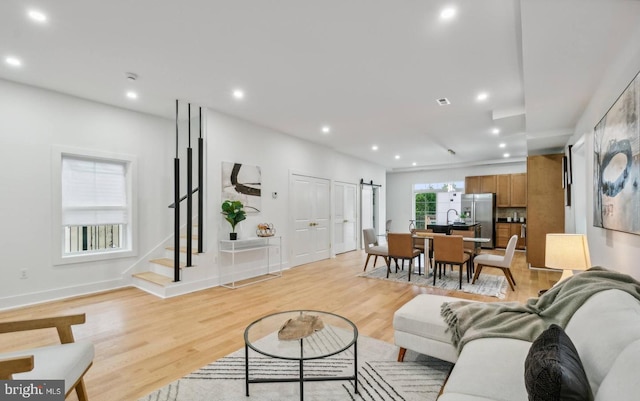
[244, 310, 358, 360]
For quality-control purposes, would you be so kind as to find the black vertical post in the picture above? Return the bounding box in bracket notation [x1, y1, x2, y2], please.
[186, 103, 193, 267]
[174, 100, 180, 282]
[198, 107, 204, 253]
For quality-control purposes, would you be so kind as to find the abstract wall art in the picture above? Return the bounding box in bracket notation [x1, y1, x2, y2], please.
[593, 69, 640, 235]
[222, 162, 261, 214]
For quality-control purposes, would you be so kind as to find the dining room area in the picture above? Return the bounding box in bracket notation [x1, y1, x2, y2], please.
[361, 223, 520, 300]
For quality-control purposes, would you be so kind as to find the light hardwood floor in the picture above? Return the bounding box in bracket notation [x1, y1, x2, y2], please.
[0, 249, 561, 401]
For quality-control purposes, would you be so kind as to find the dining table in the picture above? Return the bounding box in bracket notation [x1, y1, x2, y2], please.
[411, 232, 490, 276]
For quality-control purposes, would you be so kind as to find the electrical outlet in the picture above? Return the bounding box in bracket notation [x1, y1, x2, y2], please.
[20, 268, 28, 279]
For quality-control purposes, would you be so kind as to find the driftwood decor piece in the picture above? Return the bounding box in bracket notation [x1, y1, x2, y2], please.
[277, 314, 324, 341]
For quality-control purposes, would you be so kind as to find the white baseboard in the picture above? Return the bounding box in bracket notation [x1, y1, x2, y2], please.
[0, 278, 127, 311]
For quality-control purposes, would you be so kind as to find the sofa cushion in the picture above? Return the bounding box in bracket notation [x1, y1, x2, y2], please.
[441, 337, 531, 401]
[2, 341, 94, 394]
[524, 324, 593, 401]
[564, 289, 640, 395]
[594, 339, 640, 401]
[393, 294, 468, 344]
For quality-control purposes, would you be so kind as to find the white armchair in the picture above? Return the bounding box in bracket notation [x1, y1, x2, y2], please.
[0, 313, 94, 401]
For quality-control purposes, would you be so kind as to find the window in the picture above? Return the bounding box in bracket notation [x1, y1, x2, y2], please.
[413, 181, 464, 228]
[415, 192, 436, 229]
[52, 147, 137, 264]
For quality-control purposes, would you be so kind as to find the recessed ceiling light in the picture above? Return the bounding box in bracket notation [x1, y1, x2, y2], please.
[499, 143, 506, 148]
[232, 89, 244, 100]
[5, 56, 22, 67]
[28, 9, 47, 23]
[412, 162, 417, 166]
[321, 125, 330, 134]
[491, 128, 500, 135]
[503, 153, 510, 158]
[395, 155, 400, 160]
[126, 91, 138, 99]
[371, 145, 379, 151]
[476, 92, 489, 102]
[440, 7, 457, 20]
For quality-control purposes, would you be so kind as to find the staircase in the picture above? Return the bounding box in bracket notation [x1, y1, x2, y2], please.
[131, 230, 215, 297]
[131, 101, 210, 298]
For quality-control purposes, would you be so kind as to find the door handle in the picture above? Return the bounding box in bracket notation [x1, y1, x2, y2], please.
[343, 219, 348, 223]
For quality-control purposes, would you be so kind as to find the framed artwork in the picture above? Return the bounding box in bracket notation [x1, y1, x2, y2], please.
[593, 69, 640, 235]
[222, 162, 261, 213]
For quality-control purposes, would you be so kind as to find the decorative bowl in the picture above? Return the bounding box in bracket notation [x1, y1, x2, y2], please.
[257, 223, 275, 237]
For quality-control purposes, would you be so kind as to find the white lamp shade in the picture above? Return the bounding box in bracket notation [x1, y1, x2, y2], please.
[545, 234, 591, 271]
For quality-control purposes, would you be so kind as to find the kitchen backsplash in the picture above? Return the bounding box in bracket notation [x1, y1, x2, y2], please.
[496, 207, 526, 221]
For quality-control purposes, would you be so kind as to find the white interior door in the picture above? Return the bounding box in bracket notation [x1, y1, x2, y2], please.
[291, 174, 331, 266]
[334, 182, 357, 254]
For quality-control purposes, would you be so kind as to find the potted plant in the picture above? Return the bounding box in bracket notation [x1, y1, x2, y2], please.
[221, 200, 246, 240]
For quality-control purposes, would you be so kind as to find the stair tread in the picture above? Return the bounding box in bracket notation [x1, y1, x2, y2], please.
[132, 271, 173, 286]
[166, 246, 199, 254]
[149, 258, 186, 268]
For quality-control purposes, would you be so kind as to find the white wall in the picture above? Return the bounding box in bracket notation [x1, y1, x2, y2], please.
[567, 21, 640, 278]
[0, 80, 387, 308]
[204, 110, 387, 263]
[0, 79, 175, 309]
[386, 162, 526, 233]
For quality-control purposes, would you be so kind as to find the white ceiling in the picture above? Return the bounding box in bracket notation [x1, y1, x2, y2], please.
[2, 0, 639, 171]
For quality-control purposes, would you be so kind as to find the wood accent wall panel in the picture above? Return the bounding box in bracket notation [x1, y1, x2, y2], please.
[526, 154, 565, 267]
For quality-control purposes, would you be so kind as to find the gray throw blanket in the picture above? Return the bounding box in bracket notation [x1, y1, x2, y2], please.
[441, 267, 640, 352]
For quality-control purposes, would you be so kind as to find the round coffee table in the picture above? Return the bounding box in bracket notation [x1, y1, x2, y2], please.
[244, 310, 358, 400]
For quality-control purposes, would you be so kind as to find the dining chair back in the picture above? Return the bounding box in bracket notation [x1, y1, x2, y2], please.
[450, 229, 479, 258]
[387, 233, 421, 281]
[432, 235, 471, 289]
[362, 228, 388, 271]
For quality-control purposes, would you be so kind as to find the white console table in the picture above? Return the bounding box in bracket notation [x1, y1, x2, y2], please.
[218, 236, 282, 289]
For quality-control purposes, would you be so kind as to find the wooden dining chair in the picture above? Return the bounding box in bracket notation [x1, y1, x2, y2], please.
[386, 233, 421, 281]
[432, 235, 471, 289]
[412, 228, 433, 270]
[450, 229, 479, 272]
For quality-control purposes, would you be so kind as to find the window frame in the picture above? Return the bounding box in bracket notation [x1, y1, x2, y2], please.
[52, 146, 138, 265]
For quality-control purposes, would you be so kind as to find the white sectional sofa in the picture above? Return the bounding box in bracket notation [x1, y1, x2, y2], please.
[394, 273, 640, 401]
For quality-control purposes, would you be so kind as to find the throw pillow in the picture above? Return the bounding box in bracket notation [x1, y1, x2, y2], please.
[524, 324, 593, 401]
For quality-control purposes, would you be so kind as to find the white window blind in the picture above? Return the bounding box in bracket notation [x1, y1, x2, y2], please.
[61, 156, 128, 226]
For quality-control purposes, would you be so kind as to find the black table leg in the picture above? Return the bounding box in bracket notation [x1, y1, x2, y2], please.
[245, 343, 250, 396]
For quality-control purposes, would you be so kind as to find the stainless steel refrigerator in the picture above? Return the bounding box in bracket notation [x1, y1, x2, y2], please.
[461, 193, 496, 248]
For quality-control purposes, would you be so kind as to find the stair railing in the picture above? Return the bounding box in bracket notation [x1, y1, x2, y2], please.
[169, 101, 205, 282]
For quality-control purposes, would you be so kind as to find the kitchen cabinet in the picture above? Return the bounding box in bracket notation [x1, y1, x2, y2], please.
[465, 175, 496, 194]
[480, 175, 497, 194]
[510, 173, 527, 207]
[496, 223, 511, 248]
[526, 154, 565, 267]
[510, 223, 526, 250]
[496, 222, 526, 250]
[465, 176, 480, 194]
[496, 175, 511, 207]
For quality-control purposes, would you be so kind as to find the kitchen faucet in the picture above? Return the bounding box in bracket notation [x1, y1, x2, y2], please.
[447, 209, 459, 224]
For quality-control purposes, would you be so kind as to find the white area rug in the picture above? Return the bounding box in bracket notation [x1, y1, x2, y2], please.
[138, 330, 452, 401]
[360, 265, 508, 299]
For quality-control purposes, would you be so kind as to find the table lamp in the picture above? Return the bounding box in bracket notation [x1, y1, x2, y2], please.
[545, 234, 591, 283]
